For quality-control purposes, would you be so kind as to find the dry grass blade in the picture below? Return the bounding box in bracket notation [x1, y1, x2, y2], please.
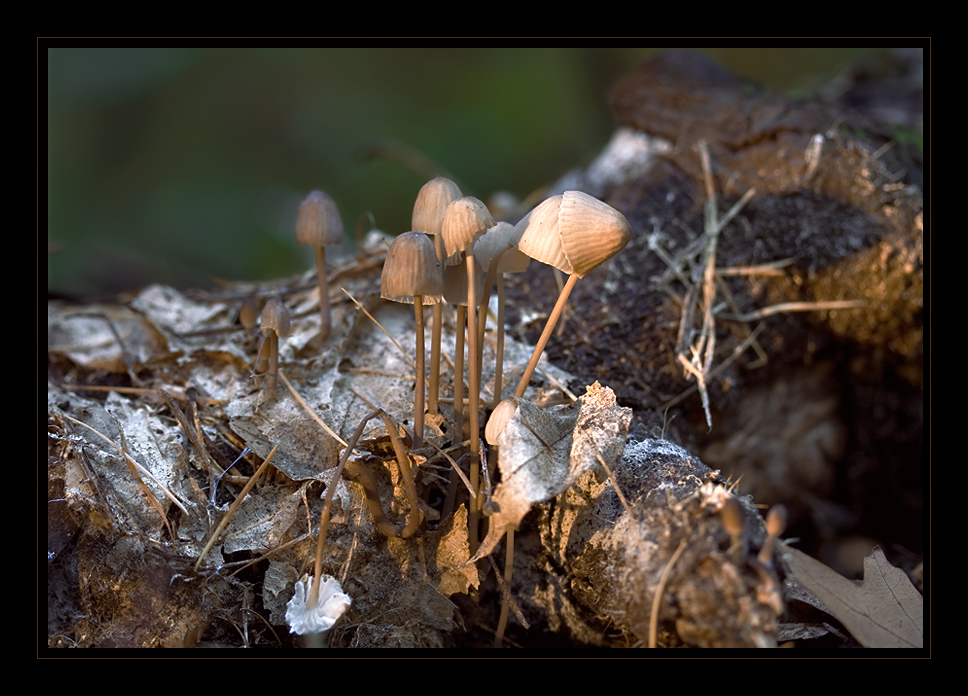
[61, 414, 188, 527]
[341, 287, 415, 370]
[194, 444, 280, 572]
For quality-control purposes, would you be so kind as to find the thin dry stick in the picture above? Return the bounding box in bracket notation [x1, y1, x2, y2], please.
[279, 369, 348, 448]
[663, 323, 767, 411]
[494, 527, 515, 648]
[61, 414, 188, 521]
[341, 287, 415, 370]
[195, 444, 279, 572]
[721, 299, 867, 323]
[649, 538, 688, 649]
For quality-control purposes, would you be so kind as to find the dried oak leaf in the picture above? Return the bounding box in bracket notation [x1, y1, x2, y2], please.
[780, 544, 923, 648]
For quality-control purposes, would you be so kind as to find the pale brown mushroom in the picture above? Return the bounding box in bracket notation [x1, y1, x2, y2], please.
[296, 190, 344, 340]
[381, 231, 443, 449]
[259, 297, 291, 394]
[411, 176, 462, 416]
[441, 196, 494, 535]
[513, 191, 630, 398]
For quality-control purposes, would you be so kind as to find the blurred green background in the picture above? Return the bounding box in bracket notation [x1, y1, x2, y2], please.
[46, 47, 882, 299]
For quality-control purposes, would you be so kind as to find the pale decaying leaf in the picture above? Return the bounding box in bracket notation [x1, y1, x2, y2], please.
[780, 544, 923, 648]
[472, 382, 632, 561]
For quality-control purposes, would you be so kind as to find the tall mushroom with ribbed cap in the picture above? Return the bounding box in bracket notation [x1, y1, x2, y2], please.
[412, 176, 462, 416]
[260, 297, 291, 394]
[441, 196, 494, 541]
[296, 190, 344, 341]
[513, 190, 631, 398]
[381, 231, 443, 450]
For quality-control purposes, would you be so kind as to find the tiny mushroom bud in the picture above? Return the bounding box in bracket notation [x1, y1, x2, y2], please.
[412, 176, 462, 417]
[296, 190, 344, 341]
[720, 497, 746, 553]
[260, 297, 291, 394]
[513, 191, 630, 398]
[758, 504, 788, 566]
[381, 231, 443, 450]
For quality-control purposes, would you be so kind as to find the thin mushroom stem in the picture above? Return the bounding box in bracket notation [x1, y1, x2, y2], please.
[452, 304, 467, 441]
[514, 272, 579, 398]
[428, 235, 446, 415]
[465, 243, 483, 541]
[315, 245, 331, 341]
[413, 296, 426, 450]
[267, 331, 279, 392]
[308, 410, 379, 609]
[492, 274, 507, 408]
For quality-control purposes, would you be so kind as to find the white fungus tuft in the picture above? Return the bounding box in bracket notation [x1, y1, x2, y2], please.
[285, 574, 352, 635]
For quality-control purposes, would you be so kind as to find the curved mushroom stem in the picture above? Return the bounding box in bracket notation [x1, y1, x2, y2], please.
[514, 272, 579, 398]
[315, 245, 331, 341]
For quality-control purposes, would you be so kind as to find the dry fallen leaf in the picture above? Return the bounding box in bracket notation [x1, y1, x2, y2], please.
[780, 544, 923, 648]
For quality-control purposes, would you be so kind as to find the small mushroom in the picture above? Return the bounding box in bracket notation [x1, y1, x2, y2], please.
[296, 190, 344, 340]
[758, 504, 787, 566]
[441, 196, 495, 524]
[412, 176, 462, 416]
[381, 231, 444, 449]
[513, 191, 630, 398]
[259, 297, 291, 394]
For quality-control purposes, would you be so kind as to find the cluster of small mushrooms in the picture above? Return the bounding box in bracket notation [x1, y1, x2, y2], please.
[276, 178, 631, 639]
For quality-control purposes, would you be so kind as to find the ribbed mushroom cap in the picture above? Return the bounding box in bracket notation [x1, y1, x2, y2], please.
[441, 196, 495, 265]
[381, 231, 443, 305]
[296, 190, 344, 246]
[261, 297, 291, 338]
[515, 190, 631, 278]
[474, 222, 530, 274]
[412, 177, 462, 237]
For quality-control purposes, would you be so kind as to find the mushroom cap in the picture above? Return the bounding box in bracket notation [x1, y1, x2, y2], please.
[412, 176, 462, 237]
[515, 190, 631, 278]
[485, 398, 519, 446]
[441, 196, 495, 265]
[442, 256, 485, 307]
[474, 221, 530, 274]
[381, 231, 443, 305]
[261, 297, 291, 338]
[296, 190, 344, 247]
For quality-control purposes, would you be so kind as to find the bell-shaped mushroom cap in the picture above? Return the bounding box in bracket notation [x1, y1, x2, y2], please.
[412, 177, 462, 237]
[296, 190, 344, 246]
[474, 221, 530, 274]
[442, 256, 485, 306]
[441, 196, 495, 265]
[381, 231, 443, 305]
[261, 297, 291, 338]
[516, 190, 631, 278]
